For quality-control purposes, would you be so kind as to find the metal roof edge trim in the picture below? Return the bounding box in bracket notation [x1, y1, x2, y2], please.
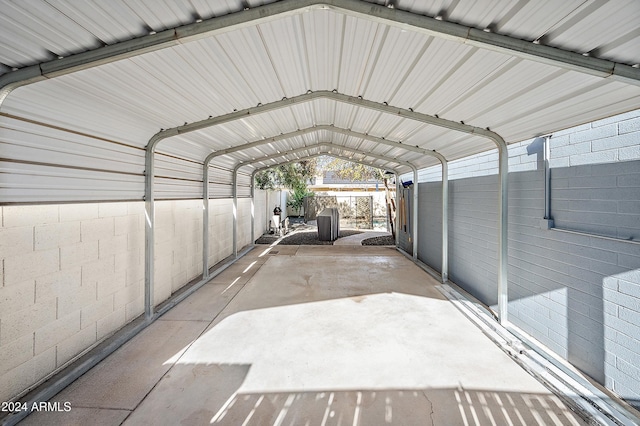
[2, 0, 639, 107]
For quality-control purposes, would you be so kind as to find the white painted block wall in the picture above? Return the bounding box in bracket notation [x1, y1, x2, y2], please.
[0, 202, 144, 402]
[0, 192, 266, 402]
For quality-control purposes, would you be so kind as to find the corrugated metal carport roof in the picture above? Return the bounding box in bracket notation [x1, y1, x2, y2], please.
[1, 0, 639, 199]
[1, 3, 639, 417]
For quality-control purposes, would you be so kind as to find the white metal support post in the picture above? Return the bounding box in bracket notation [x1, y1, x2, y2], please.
[143, 137, 167, 321]
[251, 170, 257, 245]
[544, 135, 552, 220]
[202, 164, 210, 279]
[497, 141, 509, 324]
[143, 150, 154, 320]
[441, 159, 449, 283]
[412, 166, 419, 260]
[395, 174, 400, 247]
[232, 167, 238, 257]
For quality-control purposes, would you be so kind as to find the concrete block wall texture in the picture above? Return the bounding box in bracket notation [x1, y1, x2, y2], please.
[548, 109, 640, 240]
[416, 109, 640, 407]
[208, 199, 234, 268]
[0, 202, 144, 403]
[550, 109, 640, 167]
[0, 194, 262, 403]
[154, 200, 204, 302]
[236, 198, 253, 250]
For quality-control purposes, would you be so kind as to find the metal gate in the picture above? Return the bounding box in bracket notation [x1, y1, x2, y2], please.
[355, 196, 373, 229]
[304, 195, 374, 229]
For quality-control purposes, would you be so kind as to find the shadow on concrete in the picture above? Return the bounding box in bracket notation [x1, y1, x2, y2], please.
[209, 387, 585, 425]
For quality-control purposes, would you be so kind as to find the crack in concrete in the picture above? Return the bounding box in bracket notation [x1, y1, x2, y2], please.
[422, 391, 436, 425]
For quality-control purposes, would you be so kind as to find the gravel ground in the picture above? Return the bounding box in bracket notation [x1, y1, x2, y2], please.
[361, 235, 396, 246]
[255, 229, 363, 245]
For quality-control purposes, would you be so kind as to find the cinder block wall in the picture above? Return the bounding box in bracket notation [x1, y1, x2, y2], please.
[417, 109, 640, 407]
[0, 202, 144, 403]
[0, 193, 263, 402]
[155, 200, 203, 303]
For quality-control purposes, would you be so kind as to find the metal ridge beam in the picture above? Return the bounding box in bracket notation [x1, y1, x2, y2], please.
[2, 0, 639, 107]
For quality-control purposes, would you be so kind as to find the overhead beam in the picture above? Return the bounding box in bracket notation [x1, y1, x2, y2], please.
[202, 124, 438, 157]
[147, 91, 502, 157]
[0, 0, 640, 107]
[144, 90, 489, 188]
[2, 0, 638, 107]
[250, 152, 400, 180]
[233, 142, 416, 172]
